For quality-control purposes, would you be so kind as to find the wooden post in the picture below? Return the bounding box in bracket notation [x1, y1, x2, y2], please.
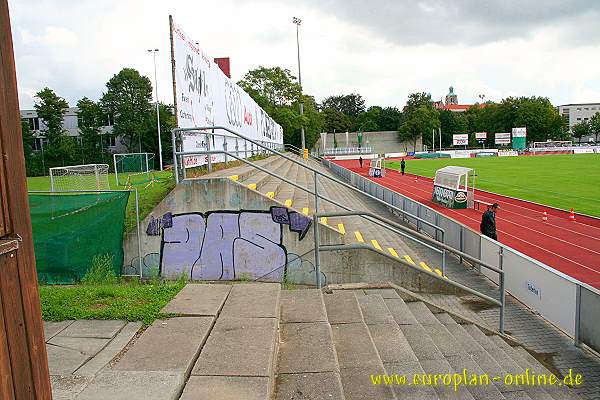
[0, 0, 52, 398]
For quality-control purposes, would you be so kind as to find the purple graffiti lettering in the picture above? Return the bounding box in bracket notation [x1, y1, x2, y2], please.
[271, 206, 290, 225]
[289, 211, 312, 240]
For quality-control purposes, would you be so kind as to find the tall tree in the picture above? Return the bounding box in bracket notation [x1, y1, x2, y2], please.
[101, 68, 153, 152]
[589, 113, 600, 143]
[142, 103, 178, 164]
[571, 121, 590, 143]
[76, 97, 104, 163]
[322, 108, 352, 133]
[322, 93, 366, 118]
[378, 107, 402, 131]
[238, 67, 321, 149]
[34, 87, 68, 146]
[353, 106, 382, 132]
[238, 66, 301, 107]
[399, 105, 439, 151]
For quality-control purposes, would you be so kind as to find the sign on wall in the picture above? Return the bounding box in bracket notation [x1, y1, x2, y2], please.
[475, 132, 487, 141]
[452, 134, 469, 146]
[170, 17, 283, 167]
[495, 132, 511, 145]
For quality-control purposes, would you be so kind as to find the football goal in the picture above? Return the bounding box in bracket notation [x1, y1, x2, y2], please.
[50, 164, 110, 192]
[113, 153, 155, 187]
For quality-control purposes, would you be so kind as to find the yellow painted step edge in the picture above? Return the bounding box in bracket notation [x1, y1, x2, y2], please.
[320, 217, 328, 225]
[337, 223, 346, 235]
[266, 191, 275, 199]
[284, 199, 293, 208]
[387, 247, 399, 258]
[419, 262, 433, 273]
[302, 207, 309, 216]
[371, 239, 382, 251]
[403, 255, 416, 266]
[354, 231, 364, 242]
[229, 175, 239, 181]
[247, 183, 257, 190]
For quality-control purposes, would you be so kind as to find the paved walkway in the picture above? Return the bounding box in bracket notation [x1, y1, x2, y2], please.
[45, 320, 141, 400]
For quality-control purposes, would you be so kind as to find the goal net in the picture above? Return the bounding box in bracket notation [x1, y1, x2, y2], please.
[113, 153, 155, 187]
[50, 164, 110, 192]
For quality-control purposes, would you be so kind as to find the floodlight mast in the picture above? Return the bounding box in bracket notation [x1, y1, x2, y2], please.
[292, 17, 305, 152]
[148, 48, 163, 170]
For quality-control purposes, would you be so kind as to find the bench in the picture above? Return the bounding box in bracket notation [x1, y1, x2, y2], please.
[474, 199, 493, 210]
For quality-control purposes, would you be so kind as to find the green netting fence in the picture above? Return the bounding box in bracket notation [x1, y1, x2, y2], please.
[29, 192, 130, 284]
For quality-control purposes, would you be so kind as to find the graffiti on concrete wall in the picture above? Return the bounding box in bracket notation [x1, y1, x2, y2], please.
[146, 206, 311, 281]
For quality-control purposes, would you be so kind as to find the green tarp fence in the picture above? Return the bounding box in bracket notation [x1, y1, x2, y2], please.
[29, 192, 129, 284]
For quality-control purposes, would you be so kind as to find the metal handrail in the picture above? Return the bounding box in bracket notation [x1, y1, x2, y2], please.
[315, 209, 506, 333]
[171, 126, 444, 240]
[284, 143, 322, 161]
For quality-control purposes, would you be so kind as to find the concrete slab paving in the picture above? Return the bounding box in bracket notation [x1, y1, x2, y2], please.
[275, 372, 344, 400]
[161, 283, 231, 316]
[193, 316, 277, 377]
[278, 322, 337, 374]
[220, 283, 280, 318]
[50, 375, 92, 400]
[75, 321, 142, 376]
[339, 366, 395, 400]
[323, 291, 363, 324]
[383, 298, 419, 325]
[364, 288, 400, 299]
[48, 336, 110, 356]
[46, 344, 89, 376]
[357, 295, 395, 325]
[331, 323, 381, 370]
[384, 361, 440, 400]
[44, 320, 74, 341]
[280, 289, 327, 323]
[59, 320, 125, 339]
[180, 376, 270, 400]
[75, 370, 184, 400]
[367, 323, 418, 363]
[114, 317, 213, 373]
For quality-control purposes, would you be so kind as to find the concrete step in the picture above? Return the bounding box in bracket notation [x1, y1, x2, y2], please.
[161, 283, 231, 316]
[280, 289, 327, 323]
[220, 282, 280, 318]
[323, 291, 363, 325]
[275, 372, 344, 400]
[356, 294, 395, 325]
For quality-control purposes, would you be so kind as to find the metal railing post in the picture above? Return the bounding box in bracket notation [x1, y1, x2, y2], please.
[235, 138, 239, 160]
[499, 273, 505, 333]
[313, 213, 322, 289]
[314, 171, 320, 213]
[135, 189, 142, 279]
[207, 132, 213, 172]
[441, 249, 446, 276]
[223, 137, 228, 166]
[575, 285, 581, 347]
[459, 227, 464, 264]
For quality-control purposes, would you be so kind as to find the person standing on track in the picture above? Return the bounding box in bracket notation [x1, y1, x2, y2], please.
[400, 158, 406, 175]
[359, 156, 363, 168]
[480, 203, 499, 240]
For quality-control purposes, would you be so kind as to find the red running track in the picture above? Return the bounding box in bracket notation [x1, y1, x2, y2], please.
[334, 159, 600, 290]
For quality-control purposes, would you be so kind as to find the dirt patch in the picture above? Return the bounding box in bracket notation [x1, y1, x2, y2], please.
[460, 296, 499, 312]
[525, 348, 564, 380]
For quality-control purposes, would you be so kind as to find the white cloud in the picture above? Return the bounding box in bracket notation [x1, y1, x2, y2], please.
[8, 0, 600, 111]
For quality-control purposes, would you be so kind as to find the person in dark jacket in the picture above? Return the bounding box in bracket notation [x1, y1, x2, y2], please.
[359, 156, 363, 168]
[480, 203, 499, 240]
[400, 158, 406, 175]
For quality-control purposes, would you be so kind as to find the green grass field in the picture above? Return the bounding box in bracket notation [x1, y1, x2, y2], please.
[27, 171, 176, 231]
[386, 154, 600, 217]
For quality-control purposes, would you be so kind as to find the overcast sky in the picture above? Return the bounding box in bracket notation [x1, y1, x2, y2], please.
[9, 0, 600, 110]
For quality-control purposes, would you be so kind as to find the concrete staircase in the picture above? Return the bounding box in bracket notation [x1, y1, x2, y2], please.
[207, 154, 443, 276]
[75, 283, 581, 399]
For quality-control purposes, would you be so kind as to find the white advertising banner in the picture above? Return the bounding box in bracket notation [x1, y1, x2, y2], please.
[171, 18, 283, 167]
[452, 134, 469, 146]
[495, 132, 511, 144]
[512, 127, 527, 137]
[475, 132, 487, 140]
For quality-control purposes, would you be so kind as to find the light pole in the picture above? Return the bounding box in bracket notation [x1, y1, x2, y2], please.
[479, 94, 485, 103]
[148, 48, 163, 170]
[292, 17, 305, 151]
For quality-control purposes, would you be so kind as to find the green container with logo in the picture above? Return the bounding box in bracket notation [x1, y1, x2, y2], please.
[432, 185, 468, 209]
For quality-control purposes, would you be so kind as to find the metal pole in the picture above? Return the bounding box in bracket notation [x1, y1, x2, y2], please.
[135, 189, 142, 279]
[207, 132, 212, 172]
[499, 272, 505, 333]
[172, 129, 179, 183]
[113, 153, 118, 186]
[313, 171, 321, 288]
[150, 49, 163, 171]
[223, 136, 228, 166]
[432, 128, 435, 153]
[575, 285, 581, 346]
[293, 17, 305, 151]
[439, 127, 441, 151]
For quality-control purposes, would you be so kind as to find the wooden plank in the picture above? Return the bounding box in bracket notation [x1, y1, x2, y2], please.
[0, 254, 34, 399]
[0, 1, 52, 398]
[0, 278, 15, 400]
